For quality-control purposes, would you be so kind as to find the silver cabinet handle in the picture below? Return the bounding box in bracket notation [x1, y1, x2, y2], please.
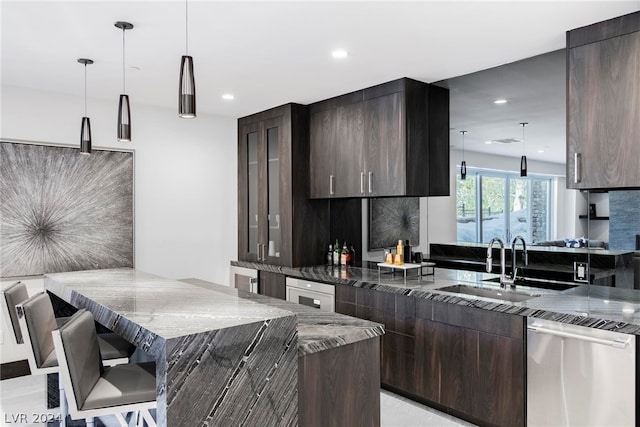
[360, 172, 365, 194]
[527, 325, 630, 348]
[329, 174, 335, 195]
[262, 244, 267, 261]
[574, 152, 582, 184]
[368, 172, 373, 193]
[257, 244, 261, 260]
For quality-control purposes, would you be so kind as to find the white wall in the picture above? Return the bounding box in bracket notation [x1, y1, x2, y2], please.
[1, 85, 237, 284]
[362, 149, 578, 261]
[1, 85, 237, 362]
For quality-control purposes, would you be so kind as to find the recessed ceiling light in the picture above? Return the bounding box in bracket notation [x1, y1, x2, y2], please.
[537, 149, 545, 153]
[332, 49, 348, 59]
[484, 141, 493, 145]
[222, 94, 234, 100]
[494, 99, 508, 105]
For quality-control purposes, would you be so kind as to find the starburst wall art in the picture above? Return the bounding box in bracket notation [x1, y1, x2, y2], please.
[368, 197, 419, 250]
[0, 142, 133, 277]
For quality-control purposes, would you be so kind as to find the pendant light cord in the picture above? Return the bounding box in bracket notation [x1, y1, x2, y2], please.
[122, 27, 126, 93]
[460, 130, 467, 160]
[520, 122, 527, 155]
[185, 0, 189, 55]
[84, 63, 87, 116]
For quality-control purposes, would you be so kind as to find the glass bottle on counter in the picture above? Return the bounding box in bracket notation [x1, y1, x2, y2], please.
[349, 245, 356, 266]
[341, 241, 351, 266]
[395, 239, 404, 265]
[327, 244, 334, 266]
[334, 239, 341, 266]
[404, 240, 412, 264]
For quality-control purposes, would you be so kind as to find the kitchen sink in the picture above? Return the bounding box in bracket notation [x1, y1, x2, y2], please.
[482, 276, 576, 291]
[437, 284, 540, 303]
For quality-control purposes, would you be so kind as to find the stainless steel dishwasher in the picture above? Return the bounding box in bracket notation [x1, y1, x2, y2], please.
[527, 318, 636, 426]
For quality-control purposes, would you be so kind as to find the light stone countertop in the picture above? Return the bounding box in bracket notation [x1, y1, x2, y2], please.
[181, 277, 384, 356]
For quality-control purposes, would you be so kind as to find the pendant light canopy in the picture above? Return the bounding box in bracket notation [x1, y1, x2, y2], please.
[78, 58, 93, 155]
[459, 130, 467, 180]
[179, 0, 196, 118]
[519, 122, 528, 177]
[115, 21, 133, 142]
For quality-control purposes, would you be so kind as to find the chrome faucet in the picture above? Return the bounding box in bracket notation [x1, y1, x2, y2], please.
[486, 237, 506, 285]
[510, 235, 528, 284]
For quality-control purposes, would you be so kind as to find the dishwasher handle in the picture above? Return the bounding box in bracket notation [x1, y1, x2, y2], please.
[527, 324, 630, 349]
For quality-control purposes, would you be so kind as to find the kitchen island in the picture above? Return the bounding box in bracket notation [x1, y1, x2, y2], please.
[45, 268, 383, 426]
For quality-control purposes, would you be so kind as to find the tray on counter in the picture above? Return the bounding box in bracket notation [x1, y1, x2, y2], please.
[377, 262, 435, 279]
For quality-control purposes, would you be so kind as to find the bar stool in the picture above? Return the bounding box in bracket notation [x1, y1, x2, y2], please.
[16, 292, 135, 426]
[52, 310, 157, 427]
[2, 281, 30, 344]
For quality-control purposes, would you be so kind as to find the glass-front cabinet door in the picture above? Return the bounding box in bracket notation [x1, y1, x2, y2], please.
[240, 122, 261, 262]
[238, 116, 284, 264]
[264, 118, 282, 263]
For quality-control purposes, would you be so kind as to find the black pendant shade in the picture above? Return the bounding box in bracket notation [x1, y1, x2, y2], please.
[519, 122, 528, 177]
[115, 21, 134, 142]
[117, 94, 131, 141]
[179, 55, 196, 118]
[459, 130, 468, 180]
[78, 58, 93, 155]
[80, 116, 92, 155]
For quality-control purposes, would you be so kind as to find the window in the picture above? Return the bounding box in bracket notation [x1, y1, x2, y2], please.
[456, 169, 552, 244]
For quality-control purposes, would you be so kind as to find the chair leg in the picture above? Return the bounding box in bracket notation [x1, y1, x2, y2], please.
[114, 412, 128, 427]
[140, 410, 156, 427]
[58, 374, 67, 427]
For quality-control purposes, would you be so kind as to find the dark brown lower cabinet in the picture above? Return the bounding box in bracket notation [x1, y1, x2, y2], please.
[259, 271, 286, 300]
[298, 337, 381, 427]
[334, 284, 525, 427]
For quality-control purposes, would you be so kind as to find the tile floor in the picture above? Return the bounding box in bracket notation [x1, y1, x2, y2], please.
[1, 374, 475, 426]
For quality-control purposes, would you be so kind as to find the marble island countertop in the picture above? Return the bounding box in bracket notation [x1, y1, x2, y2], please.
[45, 268, 296, 340]
[180, 278, 384, 356]
[232, 260, 640, 336]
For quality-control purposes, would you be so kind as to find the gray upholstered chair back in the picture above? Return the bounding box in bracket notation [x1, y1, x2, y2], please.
[57, 310, 102, 410]
[2, 281, 28, 343]
[21, 292, 58, 368]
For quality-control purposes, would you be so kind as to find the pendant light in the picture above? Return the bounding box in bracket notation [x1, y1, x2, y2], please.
[459, 130, 467, 180]
[519, 122, 528, 177]
[115, 21, 133, 142]
[78, 58, 94, 155]
[178, 0, 196, 118]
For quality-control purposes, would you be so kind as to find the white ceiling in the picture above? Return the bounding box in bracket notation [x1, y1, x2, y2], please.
[2, 1, 639, 164]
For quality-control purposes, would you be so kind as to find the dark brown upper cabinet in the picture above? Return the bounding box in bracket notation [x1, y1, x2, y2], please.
[237, 104, 329, 267]
[309, 78, 450, 198]
[567, 11, 640, 190]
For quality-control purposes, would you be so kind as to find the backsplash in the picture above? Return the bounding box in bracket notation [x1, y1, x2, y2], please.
[609, 190, 640, 251]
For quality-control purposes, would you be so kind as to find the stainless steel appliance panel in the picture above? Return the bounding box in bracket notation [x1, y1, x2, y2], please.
[285, 278, 335, 312]
[230, 266, 258, 293]
[527, 318, 635, 426]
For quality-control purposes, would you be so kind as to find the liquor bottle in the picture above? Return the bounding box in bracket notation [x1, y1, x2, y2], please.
[341, 241, 350, 266]
[334, 239, 341, 266]
[327, 244, 334, 266]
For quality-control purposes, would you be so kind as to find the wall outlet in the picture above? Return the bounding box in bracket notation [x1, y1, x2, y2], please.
[574, 262, 589, 283]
